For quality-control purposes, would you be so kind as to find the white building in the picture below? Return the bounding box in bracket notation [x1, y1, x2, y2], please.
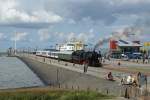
[56, 41, 86, 51]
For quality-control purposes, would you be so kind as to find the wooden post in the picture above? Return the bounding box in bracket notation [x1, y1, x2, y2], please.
[96, 88, 98, 92]
[125, 87, 129, 99]
[72, 86, 74, 90]
[125, 88, 128, 98]
[59, 83, 61, 88]
[57, 69, 59, 84]
[77, 86, 79, 91]
[87, 87, 90, 92]
[65, 84, 68, 89]
[145, 75, 148, 96]
[106, 89, 109, 94]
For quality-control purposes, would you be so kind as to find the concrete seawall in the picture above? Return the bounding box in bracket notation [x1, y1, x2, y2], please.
[18, 55, 121, 96]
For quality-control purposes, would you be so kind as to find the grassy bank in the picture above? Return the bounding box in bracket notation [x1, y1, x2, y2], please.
[0, 88, 115, 100]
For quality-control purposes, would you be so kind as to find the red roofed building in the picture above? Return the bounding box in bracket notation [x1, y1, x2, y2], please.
[109, 39, 142, 58]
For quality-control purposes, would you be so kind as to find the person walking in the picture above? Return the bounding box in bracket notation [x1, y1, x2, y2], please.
[83, 61, 86, 73]
[83, 59, 89, 73]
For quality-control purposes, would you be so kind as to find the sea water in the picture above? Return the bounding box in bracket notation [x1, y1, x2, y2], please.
[0, 57, 44, 89]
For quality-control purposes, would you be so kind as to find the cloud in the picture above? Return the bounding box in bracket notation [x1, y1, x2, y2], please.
[0, 0, 63, 28]
[38, 29, 51, 41]
[64, 32, 94, 43]
[0, 33, 8, 41]
[1, 0, 150, 28]
[44, 0, 150, 26]
[0, 22, 52, 29]
[37, 27, 95, 43]
[78, 32, 94, 42]
[0, 33, 4, 40]
[134, 14, 150, 27]
[0, 33, 3, 39]
[11, 32, 28, 41]
[89, 28, 94, 33]
[111, 0, 150, 4]
[68, 19, 76, 24]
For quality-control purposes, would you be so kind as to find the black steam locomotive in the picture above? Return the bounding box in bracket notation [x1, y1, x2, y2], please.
[72, 50, 102, 67]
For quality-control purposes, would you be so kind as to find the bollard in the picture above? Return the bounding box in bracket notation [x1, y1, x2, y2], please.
[137, 59, 138, 63]
[73, 63, 75, 66]
[65, 63, 68, 66]
[43, 57, 46, 62]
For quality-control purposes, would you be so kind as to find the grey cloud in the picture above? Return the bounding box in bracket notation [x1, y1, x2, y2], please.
[115, 3, 150, 15]
[134, 15, 150, 27]
[0, 22, 51, 29]
[44, 0, 117, 25]
[44, 0, 150, 25]
[1, 0, 150, 28]
[0, 0, 63, 29]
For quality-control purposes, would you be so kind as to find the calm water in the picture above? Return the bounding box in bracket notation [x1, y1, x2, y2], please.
[0, 57, 44, 89]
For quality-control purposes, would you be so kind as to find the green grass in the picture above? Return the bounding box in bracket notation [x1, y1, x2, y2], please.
[0, 89, 115, 100]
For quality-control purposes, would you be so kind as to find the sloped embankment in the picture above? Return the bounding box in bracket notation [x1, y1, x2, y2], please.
[19, 56, 121, 96]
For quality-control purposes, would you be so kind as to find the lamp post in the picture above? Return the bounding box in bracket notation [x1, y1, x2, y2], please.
[14, 32, 17, 55]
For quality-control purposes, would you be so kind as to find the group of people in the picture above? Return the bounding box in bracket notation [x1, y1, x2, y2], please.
[106, 71, 147, 87]
[120, 72, 147, 87]
[121, 74, 136, 85]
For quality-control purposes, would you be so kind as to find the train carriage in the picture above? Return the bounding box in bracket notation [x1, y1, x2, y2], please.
[49, 51, 59, 58]
[35, 50, 102, 67]
[36, 51, 43, 56]
[58, 51, 73, 61]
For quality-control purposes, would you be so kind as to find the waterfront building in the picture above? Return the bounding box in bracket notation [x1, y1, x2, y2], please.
[142, 42, 150, 55]
[56, 40, 87, 51]
[109, 39, 142, 58]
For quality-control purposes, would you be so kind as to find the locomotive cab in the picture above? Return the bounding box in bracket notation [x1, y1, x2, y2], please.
[85, 51, 102, 67]
[72, 50, 102, 67]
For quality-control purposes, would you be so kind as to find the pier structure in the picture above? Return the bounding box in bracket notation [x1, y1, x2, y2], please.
[16, 53, 150, 99]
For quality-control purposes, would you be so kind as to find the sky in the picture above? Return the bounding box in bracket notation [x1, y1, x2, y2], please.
[0, 0, 150, 51]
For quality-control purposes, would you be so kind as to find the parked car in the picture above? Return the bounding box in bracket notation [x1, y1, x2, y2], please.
[121, 54, 129, 61]
[132, 52, 143, 59]
[123, 52, 143, 59]
[148, 55, 150, 59]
